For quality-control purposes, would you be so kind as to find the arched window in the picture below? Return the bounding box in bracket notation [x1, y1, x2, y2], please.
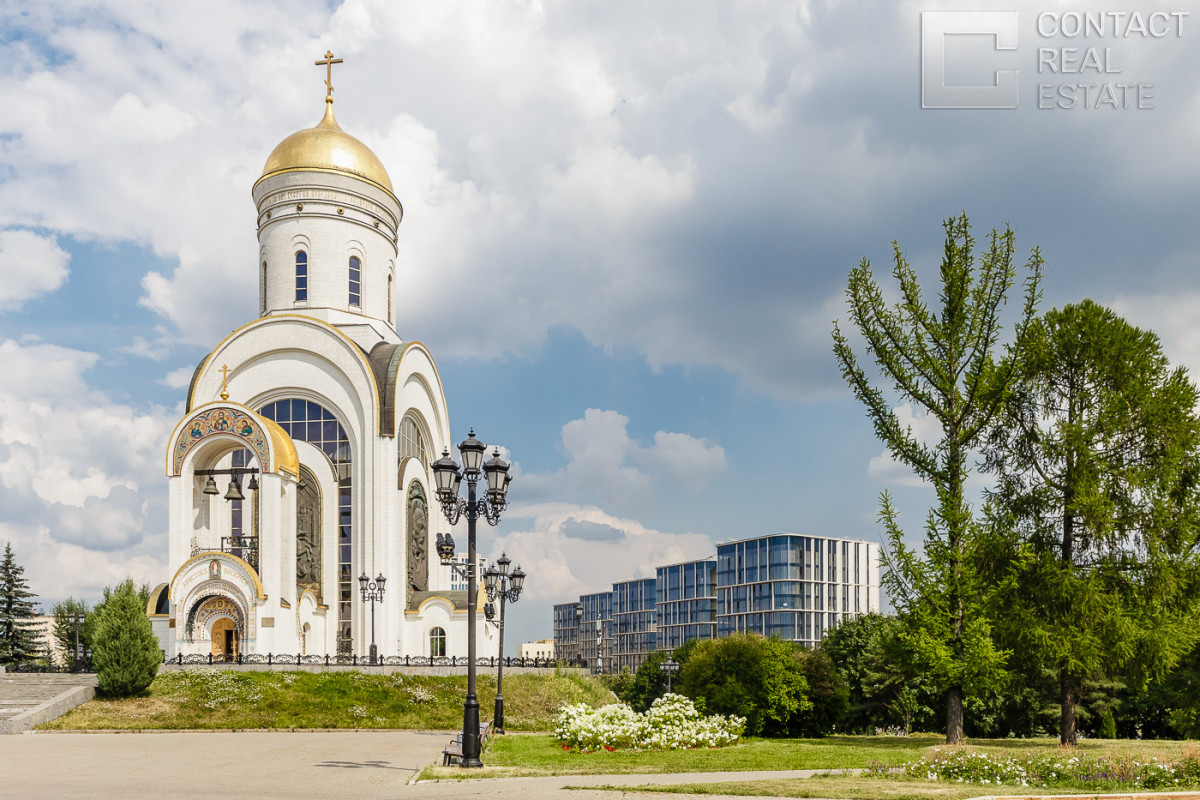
[387, 273, 393, 326]
[430, 627, 446, 657]
[261, 261, 268, 315]
[259, 399, 352, 655]
[399, 414, 428, 469]
[295, 252, 308, 303]
[348, 256, 361, 308]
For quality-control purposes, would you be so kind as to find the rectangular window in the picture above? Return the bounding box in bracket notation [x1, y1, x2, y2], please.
[295, 252, 308, 303]
[349, 256, 361, 308]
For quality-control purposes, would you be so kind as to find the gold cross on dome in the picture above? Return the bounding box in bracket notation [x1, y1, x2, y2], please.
[315, 50, 343, 102]
[218, 364, 231, 401]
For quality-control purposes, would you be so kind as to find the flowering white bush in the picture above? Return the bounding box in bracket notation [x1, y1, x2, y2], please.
[901, 747, 1200, 790]
[555, 693, 744, 752]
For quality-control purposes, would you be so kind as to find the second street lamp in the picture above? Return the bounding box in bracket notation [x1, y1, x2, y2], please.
[432, 430, 511, 768]
[358, 572, 386, 665]
[484, 553, 526, 733]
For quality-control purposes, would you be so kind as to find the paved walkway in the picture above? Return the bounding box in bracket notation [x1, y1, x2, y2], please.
[0, 730, 824, 799]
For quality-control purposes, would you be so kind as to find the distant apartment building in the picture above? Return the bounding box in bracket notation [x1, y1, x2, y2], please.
[716, 534, 880, 645]
[578, 591, 613, 672]
[611, 577, 656, 673]
[552, 532, 880, 671]
[517, 639, 556, 660]
[553, 601, 582, 665]
[656, 559, 717, 650]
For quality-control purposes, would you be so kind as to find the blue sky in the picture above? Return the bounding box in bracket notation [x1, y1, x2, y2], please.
[2, 1, 1199, 648]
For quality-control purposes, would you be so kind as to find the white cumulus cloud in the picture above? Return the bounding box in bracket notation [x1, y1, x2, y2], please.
[0, 230, 70, 311]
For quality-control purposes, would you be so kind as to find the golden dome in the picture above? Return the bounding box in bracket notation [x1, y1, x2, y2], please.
[260, 101, 393, 192]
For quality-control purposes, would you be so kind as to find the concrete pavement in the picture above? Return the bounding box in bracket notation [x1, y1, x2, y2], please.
[0, 730, 815, 799]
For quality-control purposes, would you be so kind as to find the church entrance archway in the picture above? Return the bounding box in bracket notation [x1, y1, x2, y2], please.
[211, 618, 238, 661]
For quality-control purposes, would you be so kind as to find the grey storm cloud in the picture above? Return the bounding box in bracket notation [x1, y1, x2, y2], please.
[559, 518, 626, 542]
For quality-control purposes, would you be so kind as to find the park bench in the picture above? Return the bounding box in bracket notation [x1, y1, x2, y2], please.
[441, 720, 493, 766]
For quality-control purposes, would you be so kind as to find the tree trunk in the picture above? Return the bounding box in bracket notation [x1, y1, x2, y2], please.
[946, 685, 965, 744]
[1059, 670, 1078, 745]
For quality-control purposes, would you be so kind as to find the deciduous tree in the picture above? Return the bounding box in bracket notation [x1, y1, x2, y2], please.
[983, 300, 1200, 744]
[832, 213, 1042, 744]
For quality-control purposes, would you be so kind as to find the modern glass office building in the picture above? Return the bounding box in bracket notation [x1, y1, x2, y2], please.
[552, 533, 880, 670]
[656, 559, 717, 650]
[611, 577, 657, 673]
[578, 591, 612, 671]
[552, 601, 582, 665]
[716, 534, 879, 646]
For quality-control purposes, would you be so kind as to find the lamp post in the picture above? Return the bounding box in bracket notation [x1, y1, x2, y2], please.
[593, 614, 605, 674]
[484, 553, 526, 733]
[659, 656, 680, 693]
[432, 430, 511, 768]
[69, 612, 85, 673]
[358, 572, 386, 665]
[574, 605, 583, 666]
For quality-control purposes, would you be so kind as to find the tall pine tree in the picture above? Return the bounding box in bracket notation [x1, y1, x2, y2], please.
[0, 542, 41, 665]
[832, 213, 1042, 744]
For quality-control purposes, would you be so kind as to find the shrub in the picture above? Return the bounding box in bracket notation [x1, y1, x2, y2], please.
[901, 747, 1200, 790]
[92, 579, 160, 697]
[555, 693, 744, 751]
[1099, 710, 1118, 739]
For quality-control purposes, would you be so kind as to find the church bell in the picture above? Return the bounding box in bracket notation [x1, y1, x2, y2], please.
[224, 479, 245, 502]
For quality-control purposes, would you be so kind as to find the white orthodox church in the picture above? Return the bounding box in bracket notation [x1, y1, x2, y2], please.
[150, 59, 497, 663]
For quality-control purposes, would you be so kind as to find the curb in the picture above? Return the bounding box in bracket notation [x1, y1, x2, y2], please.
[1, 684, 96, 734]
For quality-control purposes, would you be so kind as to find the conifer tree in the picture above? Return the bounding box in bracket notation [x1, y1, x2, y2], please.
[92, 578, 160, 696]
[832, 213, 1042, 744]
[982, 300, 1200, 744]
[0, 542, 40, 665]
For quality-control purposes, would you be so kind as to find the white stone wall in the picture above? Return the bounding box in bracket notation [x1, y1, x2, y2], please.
[254, 170, 400, 339]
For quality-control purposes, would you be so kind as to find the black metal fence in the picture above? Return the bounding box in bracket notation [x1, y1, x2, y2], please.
[163, 652, 564, 668]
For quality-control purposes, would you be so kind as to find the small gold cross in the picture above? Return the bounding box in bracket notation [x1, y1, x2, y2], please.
[219, 364, 231, 401]
[315, 50, 344, 102]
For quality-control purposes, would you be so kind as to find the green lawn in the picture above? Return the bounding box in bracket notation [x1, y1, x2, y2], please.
[419, 734, 934, 779]
[419, 734, 1200, 782]
[40, 668, 612, 731]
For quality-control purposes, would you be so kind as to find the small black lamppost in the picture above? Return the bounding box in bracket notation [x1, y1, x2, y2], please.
[659, 656, 680, 693]
[69, 612, 85, 673]
[358, 572, 386, 665]
[432, 431, 511, 769]
[484, 553, 525, 733]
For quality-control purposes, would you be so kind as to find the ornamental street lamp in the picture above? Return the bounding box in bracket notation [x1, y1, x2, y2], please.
[484, 553, 526, 733]
[358, 572, 386, 665]
[432, 431, 511, 769]
[659, 656, 681, 693]
[69, 612, 85, 673]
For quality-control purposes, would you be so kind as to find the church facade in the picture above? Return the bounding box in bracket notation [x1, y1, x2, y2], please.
[151, 68, 497, 663]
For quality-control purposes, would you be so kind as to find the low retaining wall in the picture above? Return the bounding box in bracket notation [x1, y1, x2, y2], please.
[159, 663, 586, 677]
[0, 685, 95, 734]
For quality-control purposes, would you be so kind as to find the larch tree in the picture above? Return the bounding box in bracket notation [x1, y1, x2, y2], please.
[982, 299, 1200, 744]
[832, 213, 1042, 744]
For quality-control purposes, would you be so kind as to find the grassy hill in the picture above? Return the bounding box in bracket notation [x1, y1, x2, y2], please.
[41, 668, 613, 731]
